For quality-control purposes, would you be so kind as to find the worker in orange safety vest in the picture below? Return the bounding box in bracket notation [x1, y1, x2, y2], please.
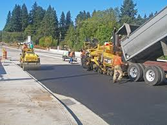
[112, 51, 123, 83]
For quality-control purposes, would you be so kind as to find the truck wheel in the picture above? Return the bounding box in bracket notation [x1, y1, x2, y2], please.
[128, 63, 143, 82]
[138, 63, 145, 81]
[155, 66, 165, 85]
[144, 66, 161, 86]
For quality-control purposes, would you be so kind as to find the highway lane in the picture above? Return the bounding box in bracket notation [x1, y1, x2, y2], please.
[2, 47, 167, 125]
[28, 64, 167, 125]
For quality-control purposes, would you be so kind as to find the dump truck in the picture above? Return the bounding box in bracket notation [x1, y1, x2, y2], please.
[113, 6, 167, 86]
[20, 48, 40, 71]
[83, 7, 167, 86]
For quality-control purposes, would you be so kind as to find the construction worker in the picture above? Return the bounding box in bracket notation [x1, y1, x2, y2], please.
[112, 51, 123, 83]
[80, 49, 86, 67]
[22, 43, 28, 53]
[29, 42, 34, 49]
[69, 51, 75, 63]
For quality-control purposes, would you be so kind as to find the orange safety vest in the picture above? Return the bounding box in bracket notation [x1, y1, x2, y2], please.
[112, 55, 123, 66]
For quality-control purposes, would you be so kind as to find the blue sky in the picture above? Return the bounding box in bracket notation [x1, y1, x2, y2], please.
[0, 0, 167, 30]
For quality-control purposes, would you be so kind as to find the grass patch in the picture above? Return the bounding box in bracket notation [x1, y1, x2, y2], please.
[159, 56, 167, 60]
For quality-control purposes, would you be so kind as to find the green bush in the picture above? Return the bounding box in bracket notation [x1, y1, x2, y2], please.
[39, 36, 58, 47]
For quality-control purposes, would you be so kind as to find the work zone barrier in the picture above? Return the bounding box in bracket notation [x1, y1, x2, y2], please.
[2, 48, 7, 59]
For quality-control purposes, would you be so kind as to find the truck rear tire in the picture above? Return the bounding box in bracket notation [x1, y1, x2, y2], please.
[144, 66, 161, 86]
[128, 63, 143, 82]
[155, 66, 165, 85]
[138, 63, 145, 81]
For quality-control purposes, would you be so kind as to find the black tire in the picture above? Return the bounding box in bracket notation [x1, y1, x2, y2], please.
[81, 57, 87, 69]
[86, 64, 91, 71]
[106, 68, 110, 76]
[144, 66, 161, 86]
[138, 63, 145, 81]
[128, 63, 143, 82]
[93, 64, 98, 72]
[97, 67, 103, 74]
[155, 66, 165, 85]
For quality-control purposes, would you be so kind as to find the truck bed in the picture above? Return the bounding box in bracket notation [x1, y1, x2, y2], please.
[121, 6, 167, 62]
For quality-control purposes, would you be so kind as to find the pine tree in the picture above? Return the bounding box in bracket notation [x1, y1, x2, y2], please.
[149, 12, 154, 19]
[3, 11, 12, 31]
[59, 12, 66, 40]
[60, 12, 66, 28]
[21, 4, 28, 31]
[120, 0, 137, 24]
[75, 11, 91, 25]
[29, 2, 45, 30]
[86, 12, 91, 19]
[136, 14, 143, 25]
[92, 10, 97, 17]
[27, 2, 45, 43]
[154, 11, 158, 15]
[10, 5, 22, 32]
[66, 11, 72, 29]
[39, 5, 58, 38]
[29, 2, 38, 25]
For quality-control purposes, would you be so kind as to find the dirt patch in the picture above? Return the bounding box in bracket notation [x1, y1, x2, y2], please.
[0, 99, 10, 103]
[32, 94, 53, 101]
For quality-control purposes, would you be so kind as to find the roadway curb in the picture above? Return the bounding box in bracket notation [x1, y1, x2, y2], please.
[13, 62, 83, 125]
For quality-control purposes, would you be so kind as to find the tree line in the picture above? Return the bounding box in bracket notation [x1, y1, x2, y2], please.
[2, 0, 157, 50]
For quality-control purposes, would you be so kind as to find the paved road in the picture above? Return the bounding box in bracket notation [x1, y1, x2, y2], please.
[2, 47, 167, 125]
[28, 64, 167, 125]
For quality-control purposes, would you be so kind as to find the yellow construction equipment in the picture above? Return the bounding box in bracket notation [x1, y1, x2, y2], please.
[20, 48, 40, 71]
[82, 42, 117, 76]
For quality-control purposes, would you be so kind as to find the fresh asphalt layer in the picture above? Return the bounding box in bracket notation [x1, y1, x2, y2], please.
[3, 47, 167, 125]
[28, 64, 167, 125]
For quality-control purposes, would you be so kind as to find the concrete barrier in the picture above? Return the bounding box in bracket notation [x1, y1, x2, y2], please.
[35, 48, 81, 58]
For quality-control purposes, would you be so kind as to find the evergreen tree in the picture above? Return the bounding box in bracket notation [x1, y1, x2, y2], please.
[92, 10, 97, 17]
[3, 11, 12, 31]
[136, 14, 143, 25]
[60, 12, 66, 28]
[66, 11, 72, 28]
[75, 11, 91, 25]
[29, 2, 38, 25]
[59, 12, 66, 39]
[21, 4, 28, 31]
[39, 5, 58, 38]
[154, 11, 158, 15]
[86, 12, 91, 19]
[10, 5, 22, 32]
[149, 12, 154, 19]
[144, 14, 147, 19]
[29, 2, 45, 30]
[120, 0, 137, 24]
[27, 2, 45, 43]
